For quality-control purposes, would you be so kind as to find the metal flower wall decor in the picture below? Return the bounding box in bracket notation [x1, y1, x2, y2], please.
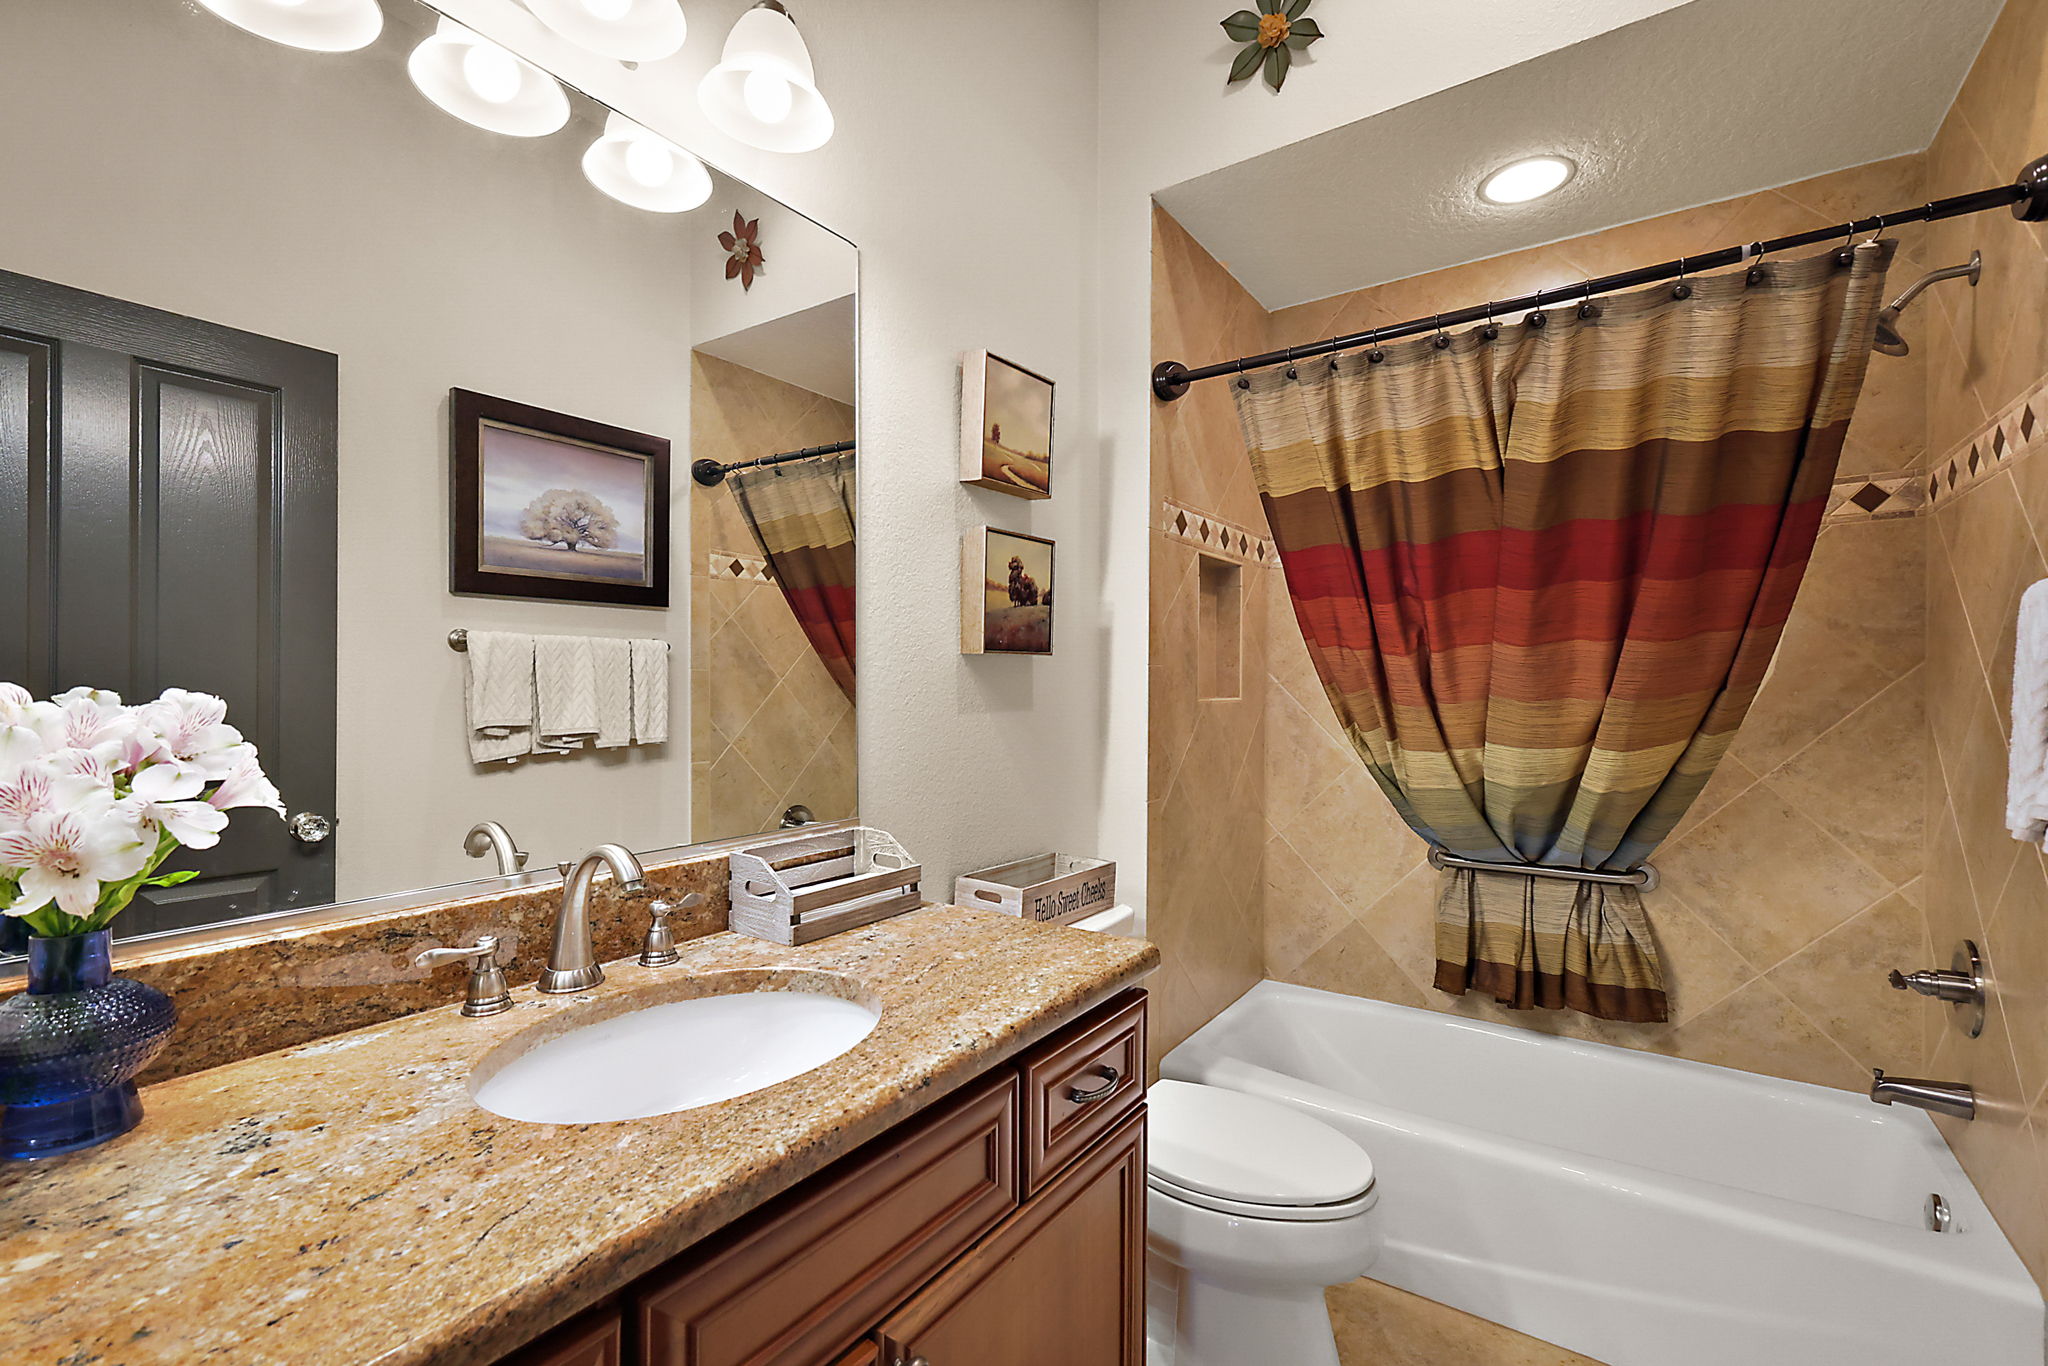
[1222, 0, 1321, 91]
[719, 212, 765, 291]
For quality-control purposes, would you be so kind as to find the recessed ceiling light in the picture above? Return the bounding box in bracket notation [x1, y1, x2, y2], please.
[1479, 156, 1576, 206]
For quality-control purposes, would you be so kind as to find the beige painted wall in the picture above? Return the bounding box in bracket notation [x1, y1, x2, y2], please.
[1917, 0, 2048, 1295]
[1151, 154, 1943, 1083]
[689, 353, 856, 843]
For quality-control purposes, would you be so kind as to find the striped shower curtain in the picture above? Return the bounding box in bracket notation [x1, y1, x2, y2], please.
[1231, 242, 1895, 1022]
[729, 449, 857, 699]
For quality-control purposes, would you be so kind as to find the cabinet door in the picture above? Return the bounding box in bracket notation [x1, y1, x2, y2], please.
[875, 1107, 1145, 1366]
[637, 1071, 1020, 1366]
[496, 1306, 622, 1366]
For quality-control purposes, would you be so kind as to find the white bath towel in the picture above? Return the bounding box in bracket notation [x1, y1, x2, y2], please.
[630, 638, 670, 745]
[2007, 578, 2048, 843]
[591, 637, 633, 749]
[533, 634, 599, 752]
[463, 631, 534, 765]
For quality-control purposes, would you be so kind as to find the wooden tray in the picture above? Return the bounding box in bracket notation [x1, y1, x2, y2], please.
[729, 826, 923, 946]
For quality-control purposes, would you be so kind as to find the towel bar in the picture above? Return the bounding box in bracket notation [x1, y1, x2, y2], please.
[447, 628, 669, 652]
[1427, 846, 1658, 891]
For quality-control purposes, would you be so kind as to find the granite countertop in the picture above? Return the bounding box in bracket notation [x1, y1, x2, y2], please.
[0, 908, 1157, 1366]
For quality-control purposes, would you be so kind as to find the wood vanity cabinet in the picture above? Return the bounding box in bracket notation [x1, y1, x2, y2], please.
[497, 989, 1146, 1366]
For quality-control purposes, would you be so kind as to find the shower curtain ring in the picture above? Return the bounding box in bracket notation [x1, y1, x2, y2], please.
[1671, 257, 1692, 300]
[1577, 278, 1601, 319]
[1480, 301, 1500, 342]
[1745, 241, 1769, 286]
[1432, 314, 1452, 349]
[1835, 222, 1857, 266]
[1367, 329, 1386, 363]
[1235, 356, 1251, 390]
[1529, 288, 1548, 329]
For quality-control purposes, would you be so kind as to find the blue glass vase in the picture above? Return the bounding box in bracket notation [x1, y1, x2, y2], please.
[0, 930, 176, 1159]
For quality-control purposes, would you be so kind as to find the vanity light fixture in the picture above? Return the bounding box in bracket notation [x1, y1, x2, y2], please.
[523, 0, 688, 63]
[407, 17, 570, 137]
[582, 112, 713, 212]
[696, 1, 834, 153]
[195, 0, 384, 52]
[1479, 156, 1576, 205]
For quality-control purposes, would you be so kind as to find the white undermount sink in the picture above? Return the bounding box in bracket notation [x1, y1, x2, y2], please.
[470, 983, 880, 1125]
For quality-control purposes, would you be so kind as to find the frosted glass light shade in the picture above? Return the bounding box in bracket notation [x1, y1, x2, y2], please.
[523, 0, 687, 63]
[195, 0, 383, 52]
[696, 2, 833, 153]
[407, 18, 570, 138]
[582, 113, 712, 212]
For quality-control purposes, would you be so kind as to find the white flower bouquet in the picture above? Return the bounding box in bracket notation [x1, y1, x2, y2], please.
[0, 684, 284, 939]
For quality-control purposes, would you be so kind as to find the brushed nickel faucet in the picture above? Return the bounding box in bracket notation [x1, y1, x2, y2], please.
[463, 821, 529, 877]
[540, 844, 646, 993]
[414, 935, 513, 1017]
[1870, 1068, 1976, 1121]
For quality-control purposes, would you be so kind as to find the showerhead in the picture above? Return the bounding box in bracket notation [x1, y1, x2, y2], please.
[1872, 250, 1982, 357]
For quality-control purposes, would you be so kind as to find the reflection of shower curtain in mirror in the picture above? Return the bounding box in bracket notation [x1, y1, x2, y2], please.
[730, 451, 857, 699]
[1232, 243, 1897, 1024]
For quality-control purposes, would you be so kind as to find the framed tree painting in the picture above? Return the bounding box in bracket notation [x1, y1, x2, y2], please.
[962, 526, 1054, 656]
[960, 350, 1054, 499]
[450, 388, 671, 607]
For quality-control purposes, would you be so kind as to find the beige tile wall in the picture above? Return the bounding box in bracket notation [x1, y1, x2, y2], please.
[689, 353, 857, 843]
[1147, 207, 1272, 1065]
[1918, 0, 2048, 1296]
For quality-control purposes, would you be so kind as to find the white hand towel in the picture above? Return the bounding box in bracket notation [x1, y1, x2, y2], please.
[464, 631, 534, 765]
[630, 638, 670, 745]
[2007, 578, 2048, 844]
[533, 634, 599, 752]
[592, 637, 633, 749]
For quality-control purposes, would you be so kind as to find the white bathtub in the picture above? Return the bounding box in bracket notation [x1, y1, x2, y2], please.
[1161, 981, 2045, 1366]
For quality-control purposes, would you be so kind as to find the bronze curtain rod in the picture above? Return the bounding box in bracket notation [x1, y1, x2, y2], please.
[692, 439, 854, 486]
[1151, 153, 2048, 401]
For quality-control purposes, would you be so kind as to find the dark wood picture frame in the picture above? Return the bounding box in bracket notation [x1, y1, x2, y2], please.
[449, 387, 671, 607]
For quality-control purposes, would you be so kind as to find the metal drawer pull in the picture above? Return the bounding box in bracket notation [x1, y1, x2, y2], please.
[1068, 1065, 1121, 1103]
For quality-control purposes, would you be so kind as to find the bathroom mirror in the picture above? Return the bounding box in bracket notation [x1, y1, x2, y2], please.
[0, 0, 857, 950]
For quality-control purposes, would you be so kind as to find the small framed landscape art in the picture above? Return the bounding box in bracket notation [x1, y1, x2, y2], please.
[962, 526, 1055, 656]
[450, 388, 671, 607]
[960, 350, 1054, 499]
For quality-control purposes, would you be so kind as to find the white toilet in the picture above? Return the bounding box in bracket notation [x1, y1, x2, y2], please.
[1144, 1079, 1381, 1366]
[1064, 906, 1381, 1365]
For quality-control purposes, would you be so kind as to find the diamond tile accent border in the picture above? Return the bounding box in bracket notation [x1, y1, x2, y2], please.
[1824, 468, 1928, 524]
[703, 550, 772, 582]
[1160, 497, 1280, 565]
[1924, 371, 2048, 513]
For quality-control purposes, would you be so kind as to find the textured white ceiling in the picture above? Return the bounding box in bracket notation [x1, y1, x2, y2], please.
[1156, 0, 2005, 310]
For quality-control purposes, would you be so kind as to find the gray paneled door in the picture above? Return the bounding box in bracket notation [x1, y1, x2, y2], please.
[0, 268, 337, 944]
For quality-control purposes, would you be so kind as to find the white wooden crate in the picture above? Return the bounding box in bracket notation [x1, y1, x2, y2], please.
[953, 854, 1115, 927]
[728, 826, 922, 946]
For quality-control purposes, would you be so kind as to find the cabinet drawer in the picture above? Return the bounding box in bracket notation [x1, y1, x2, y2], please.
[636, 1069, 1020, 1366]
[1018, 990, 1145, 1195]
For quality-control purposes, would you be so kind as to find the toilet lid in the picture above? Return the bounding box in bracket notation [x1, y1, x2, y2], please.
[1148, 1080, 1374, 1207]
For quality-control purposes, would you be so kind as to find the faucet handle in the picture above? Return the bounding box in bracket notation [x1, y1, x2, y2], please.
[414, 935, 514, 1018]
[637, 893, 704, 967]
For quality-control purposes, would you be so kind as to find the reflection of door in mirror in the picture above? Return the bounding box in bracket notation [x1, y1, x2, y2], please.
[0, 271, 338, 949]
[689, 352, 857, 843]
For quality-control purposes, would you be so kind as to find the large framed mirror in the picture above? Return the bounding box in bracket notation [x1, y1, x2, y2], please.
[0, 0, 856, 957]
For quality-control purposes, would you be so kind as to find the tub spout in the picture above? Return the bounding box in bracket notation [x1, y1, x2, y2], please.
[1870, 1068, 1975, 1120]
